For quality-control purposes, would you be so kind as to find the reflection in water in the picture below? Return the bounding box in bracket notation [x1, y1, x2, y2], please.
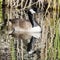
[10, 30, 42, 53]
[10, 32, 41, 40]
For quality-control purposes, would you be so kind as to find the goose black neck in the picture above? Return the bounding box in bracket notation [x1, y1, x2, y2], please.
[27, 11, 39, 27]
[28, 11, 34, 27]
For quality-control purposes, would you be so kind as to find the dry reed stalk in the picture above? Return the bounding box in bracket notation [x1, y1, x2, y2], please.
[24, 0, 28, 9]
[53, 0, 56, 10]
[17, 40, 18, 60]
[37, 14, 40, 24]
[22, 0, 29, 18]
[16, 39, 20, 60]
[40, 13, 51, 59]
[29, 0, 32, 7]
[7, 8, 10, 32]
[10, 0, 12, 8]
[45, 0, 52, 16]
[38, 0, 40, 8]
[15, 0, 39, 11]
[9, 8, 13, 19]
[59, 19, 60, 35]
[16, 0, 19, 7]
[45, 26, 49, 60]
[17, 0, 40, 11]
[21, 0, 24, 19]
[51, 28, 54, 59]
[15, 0, 19, 7]
[12, 0, 16, 6]
[40, 23, 45, 60]
[21, 40, 23, 60]
[57, 0, 59, 18]
[7, 0, 10, 6]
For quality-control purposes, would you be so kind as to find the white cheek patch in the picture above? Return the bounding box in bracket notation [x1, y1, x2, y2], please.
[29, 9, 36, 14]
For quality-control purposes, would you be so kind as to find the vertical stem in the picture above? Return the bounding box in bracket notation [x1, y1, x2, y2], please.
[7, 0, 10, 7]
[53, 0, 56, 11]
[10, 39, 16, 60]
[16, 39, 20, 60]
[21, 0, 24, 19]
[17, 0, 19, 7]
[21, 40, 23, 60]
[29, 0, 32, 7]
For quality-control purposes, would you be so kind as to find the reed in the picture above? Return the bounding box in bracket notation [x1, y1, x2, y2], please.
[0, 0, 2, 23]
[10, 39, 16, 60]
[0, 0, 60, 60]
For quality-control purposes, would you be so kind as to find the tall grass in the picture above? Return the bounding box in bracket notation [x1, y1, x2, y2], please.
[10, 39, 16, 60]
[0, 0, 60, 60]
[0, 0, 2, 23]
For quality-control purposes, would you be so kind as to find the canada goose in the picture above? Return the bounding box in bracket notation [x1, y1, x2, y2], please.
[9, 18, 41, 33]
[24, 8, 42, 33]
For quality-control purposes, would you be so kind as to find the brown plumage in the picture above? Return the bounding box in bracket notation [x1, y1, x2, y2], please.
[9, 18, 32, 30]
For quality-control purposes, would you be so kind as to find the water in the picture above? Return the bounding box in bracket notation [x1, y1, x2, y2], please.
[0, 4, 60, 60]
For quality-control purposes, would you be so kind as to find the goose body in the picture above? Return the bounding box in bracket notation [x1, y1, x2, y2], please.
[9, 19, 41, 33]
